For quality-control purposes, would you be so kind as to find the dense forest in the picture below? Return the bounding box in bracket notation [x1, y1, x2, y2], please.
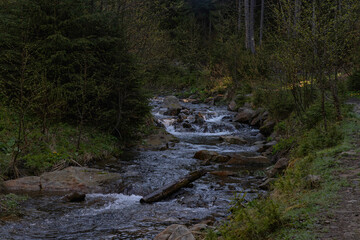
[1, 0, 360, 239]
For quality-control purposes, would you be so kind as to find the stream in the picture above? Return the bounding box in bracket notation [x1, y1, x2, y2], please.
[0, 97, 267, 240]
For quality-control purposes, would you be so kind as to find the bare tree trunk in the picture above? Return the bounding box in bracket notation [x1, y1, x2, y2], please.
[294, 0, 301, 36]
[249, 0, 256, 54]
[259, 0, 265, 46]
[238, 0, 242, 32]
[244, 0, 250, 49]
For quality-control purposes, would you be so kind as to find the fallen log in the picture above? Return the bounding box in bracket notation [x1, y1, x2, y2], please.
[140, 170, 206, 204]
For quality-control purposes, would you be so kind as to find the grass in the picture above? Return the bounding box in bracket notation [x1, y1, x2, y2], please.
[0, 107, 121, 178]
[0, 193, 28, 220]
[208, 106, 360, 240]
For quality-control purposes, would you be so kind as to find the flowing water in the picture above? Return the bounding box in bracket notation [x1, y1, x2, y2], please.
[0, 97, 267, 240]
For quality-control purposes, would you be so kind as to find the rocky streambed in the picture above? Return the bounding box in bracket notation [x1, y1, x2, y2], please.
[0, 96, 277, 240]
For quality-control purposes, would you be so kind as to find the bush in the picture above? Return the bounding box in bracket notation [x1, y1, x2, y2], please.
[296, 125, 343, 157]
[221, 198, 282, 240]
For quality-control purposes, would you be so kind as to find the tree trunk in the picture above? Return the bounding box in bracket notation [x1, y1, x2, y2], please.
[238, 0, 242, 32]
[259, 0, 265, 46]
[249, 0, 256, 53]
[244, 0, 250, 49]
[140, 170, 207, 203]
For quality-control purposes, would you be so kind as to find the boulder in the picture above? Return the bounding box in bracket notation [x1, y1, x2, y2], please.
[259, 119, 276, 136]
[163, 96, 182, 116]
[194, 150, 230, 163]
[154, 224, 195, 240]
[227, 100, 237, 111]
[139, 128, 179, 151]
[4, 176, 41, 192]
[234, 108, 255, 123]
[3, 167, 123, 194]
[250, 109, 266, 127]
[40, 167, 123, 193]
[219, 136, 247, 145]
[267, 158, 289, 178]
[227, 154, 270, 165]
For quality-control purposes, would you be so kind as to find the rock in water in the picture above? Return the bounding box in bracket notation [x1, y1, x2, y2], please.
[163, 96, 182, 116]
[4, 167, 123, 194]
[219, 136, 247, 145]
[227, 154, 270, 165]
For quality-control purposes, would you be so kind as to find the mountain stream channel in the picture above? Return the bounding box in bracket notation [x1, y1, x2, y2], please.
[0, 97, 269, 239]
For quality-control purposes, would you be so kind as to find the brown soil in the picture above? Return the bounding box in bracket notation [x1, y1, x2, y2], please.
[317, 98, 360, 240]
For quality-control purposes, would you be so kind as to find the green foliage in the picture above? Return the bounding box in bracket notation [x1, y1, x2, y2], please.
[273, 137, 296, 154]
[296, 125, 343, 157]
[0, 193, 27, 218]
[221, 197, 282, 240]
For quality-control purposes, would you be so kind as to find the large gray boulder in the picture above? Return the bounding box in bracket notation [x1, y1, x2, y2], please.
[194, 150, 230, 163]
[163, 96, 182, 116]
[154, 224, 195, 240]
[4, 167, 123, 194]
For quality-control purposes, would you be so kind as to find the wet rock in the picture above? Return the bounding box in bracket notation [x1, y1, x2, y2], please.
[4, 167, 123, 194]
[139, 128, 179, 151]
[163, 96, 182, 116]
[194, 113, 205, 124]
[64, 192, 86, 202]
[267, 158, 289, 178]
[190, 223, 208, 232]
[178, 113, 188, 122]
[259, 119, 276, 137]
[259, 178, 276, 190]
[4, 176, 41, 192]
[154, 224, 195, 240]
[194, 150, 230, 163]
[219, 136, 247, 145]
[182, 122, 192, 128]
[40, 167, 123, 193]
[210, 171, 237, 177]
[227, 154, 270, 165]
[234, 108, 255, 124]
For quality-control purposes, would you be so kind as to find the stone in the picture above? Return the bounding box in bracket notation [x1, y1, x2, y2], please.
[189, 223, 208, 232]
[4, 167, 123, 194]
[194, 113, 205, 124]
[259, 119, 276, 136]
[234, 108, 255, 123]
[64, 192, 86, 202]
[227, 100, 237, 111]
[4, 176, 41, 192]
[169, 225, 195, 240]
[259, 178, 276, 190]
[163, 96, 182, 116]
[267, 158, 289, 178]
[250, 108, 267, 127]
[182, 122, 192, 128]
[40, 167, 123, 193]
[139, 128, 179, 151]
[305, 175, 321, 189]
[219, 136, 247, 145]
[227, 154, 270, 165]
[210, 171, 237, 177]
[194, 150, 230, 163]
[154, 224, 195, 240]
